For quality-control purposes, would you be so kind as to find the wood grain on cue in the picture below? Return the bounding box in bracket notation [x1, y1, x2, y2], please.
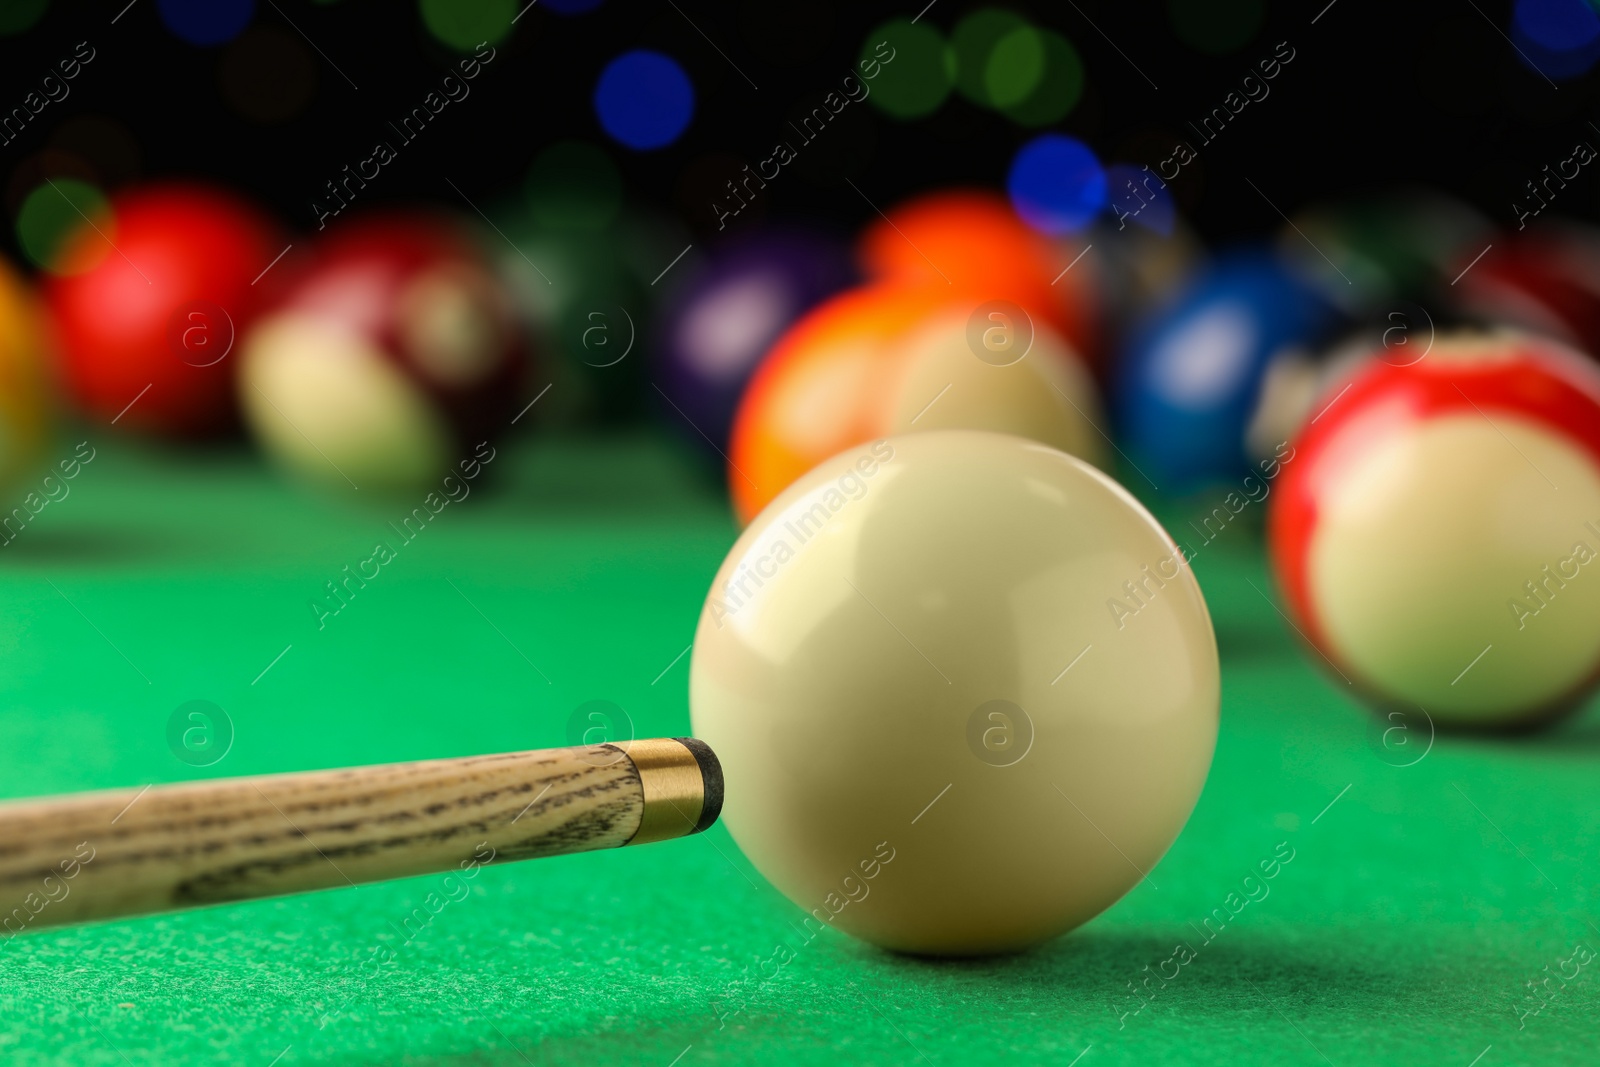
[0, 738, 722, 935]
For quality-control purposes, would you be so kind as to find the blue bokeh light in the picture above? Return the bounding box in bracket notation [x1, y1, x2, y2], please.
[1006, 134, 1108, 236]
[158, 0, 254, 46]
[1105, 163, 1175, 236]
[594, 50, 695, 151]
[1511, 0, 1600, 79]
[1514, 0, 1600, 50]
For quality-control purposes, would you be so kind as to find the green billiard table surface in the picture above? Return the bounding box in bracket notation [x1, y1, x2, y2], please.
[1, 433, 1596, 1066]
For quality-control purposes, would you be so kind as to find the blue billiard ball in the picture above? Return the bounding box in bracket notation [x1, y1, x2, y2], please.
[1115, 251, 1340, 494]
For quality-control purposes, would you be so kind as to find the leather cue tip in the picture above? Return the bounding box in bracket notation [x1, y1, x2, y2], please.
[671, 737, 723, 834]
[615, 737, 724, 846]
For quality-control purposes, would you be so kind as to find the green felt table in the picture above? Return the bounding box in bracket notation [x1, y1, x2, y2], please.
[1, 433, 1596, 1066]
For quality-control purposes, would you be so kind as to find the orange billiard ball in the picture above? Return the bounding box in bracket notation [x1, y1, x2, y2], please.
[856, 188, 1096, 360]
[727, 282, 1105, 524]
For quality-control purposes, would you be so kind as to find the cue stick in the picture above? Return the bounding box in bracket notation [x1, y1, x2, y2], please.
[0, 738, 722, 935]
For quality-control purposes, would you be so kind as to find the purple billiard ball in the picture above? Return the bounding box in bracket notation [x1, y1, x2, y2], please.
[654, 230, 855, 454]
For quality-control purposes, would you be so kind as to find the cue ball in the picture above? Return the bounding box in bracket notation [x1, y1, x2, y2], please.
[1270, 330, 1600, 728]
[690, 430, 1219, 956]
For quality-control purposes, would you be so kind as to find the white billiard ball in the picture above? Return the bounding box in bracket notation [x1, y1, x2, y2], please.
[690, 430, 1219, 956]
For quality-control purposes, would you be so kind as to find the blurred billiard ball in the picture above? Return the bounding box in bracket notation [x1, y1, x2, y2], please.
[1270, 331, 1600, 728]
[1280, 189, 1489, 315]
[1452, 225, 1600, 358]
[44, 183, 279, 437]
[238, 214, 525, 490]
[653, 229, 854, 456]
[857, 188, 1097, 360]
[1115, 251, 1340, 494]
[728, 283, 1105, 524]
[0, 254, 55, 490]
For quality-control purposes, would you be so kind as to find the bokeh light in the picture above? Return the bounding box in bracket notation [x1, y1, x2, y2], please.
[218, 25, 318, 123]
[15, 179, 108, 274]
[985, 25, 1046, 109]
[861, 19, 953, 119]
[1166, 0, 1264, 54]
[594, 50, 695, 150]
[952, 8, 1028, 106]
[1105, 162, 1175, 236]
[1511, 0, 1600, 79]
[526, 141, 622, 233]
[1515, 0, 1600, 50]
[999, 28, 1084, 125]
[1007, 134, 1107, 236]
[0, 0, 48, 36]
[157, 0, 254, 47]
[418, 0, 515, 50]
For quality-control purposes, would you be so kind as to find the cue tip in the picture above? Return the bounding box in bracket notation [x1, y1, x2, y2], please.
[673, 736, 723, 834]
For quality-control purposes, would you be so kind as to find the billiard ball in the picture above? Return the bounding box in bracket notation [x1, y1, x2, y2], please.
[857, 188, 1096, 359]
[1269, 330, 1600, 728]
[691, 430, 1219, 955]
[1116, 251, 1340, 494]
[496, 203, 687, 426]
[1451, 225, 1600, 358]
[44, 183, 279, 437]
[728, 283, 1106, 524]
[654, 229, 855, 455]
[1281, 189, 1490, 313]
[239, 214, 525, 490]
[497, 223, 648, 425]
[0, 254, 54, 490]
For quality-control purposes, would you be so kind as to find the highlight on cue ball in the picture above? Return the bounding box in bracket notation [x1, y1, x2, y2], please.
[690, 429, 1220, 957]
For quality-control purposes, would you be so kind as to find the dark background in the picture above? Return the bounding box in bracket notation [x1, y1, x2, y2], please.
[0, 0, 1590, 260]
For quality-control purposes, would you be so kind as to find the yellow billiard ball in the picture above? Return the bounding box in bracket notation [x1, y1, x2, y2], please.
[691, 430, 1219, 956]
[0, 255, 54, 493]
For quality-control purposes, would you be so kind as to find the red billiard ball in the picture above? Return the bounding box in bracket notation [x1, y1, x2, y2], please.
[44, 183, 280, 437]
[1452, 228, 1600, 359]
[1269, 331, 1600, 728]
[238, 214, 525, 490]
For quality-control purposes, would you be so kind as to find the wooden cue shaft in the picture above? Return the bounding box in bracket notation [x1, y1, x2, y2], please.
[0, 737, 723, 935]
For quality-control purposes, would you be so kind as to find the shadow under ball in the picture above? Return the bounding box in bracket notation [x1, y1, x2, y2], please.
[690, 430, 1220, 956]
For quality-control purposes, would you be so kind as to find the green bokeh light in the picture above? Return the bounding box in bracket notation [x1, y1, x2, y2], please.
[952, 8, 1028, 106]
[0, 0, 48, 36]
[1167, 0, 1265, 54]
[1000, 29, 1085, 127]
[862, 19, 954, 119]
[525, 141, 623, 233]
[16, 179, 107, 273]
[985, 25, 1045, 109]
[418, 0, 514, 52]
